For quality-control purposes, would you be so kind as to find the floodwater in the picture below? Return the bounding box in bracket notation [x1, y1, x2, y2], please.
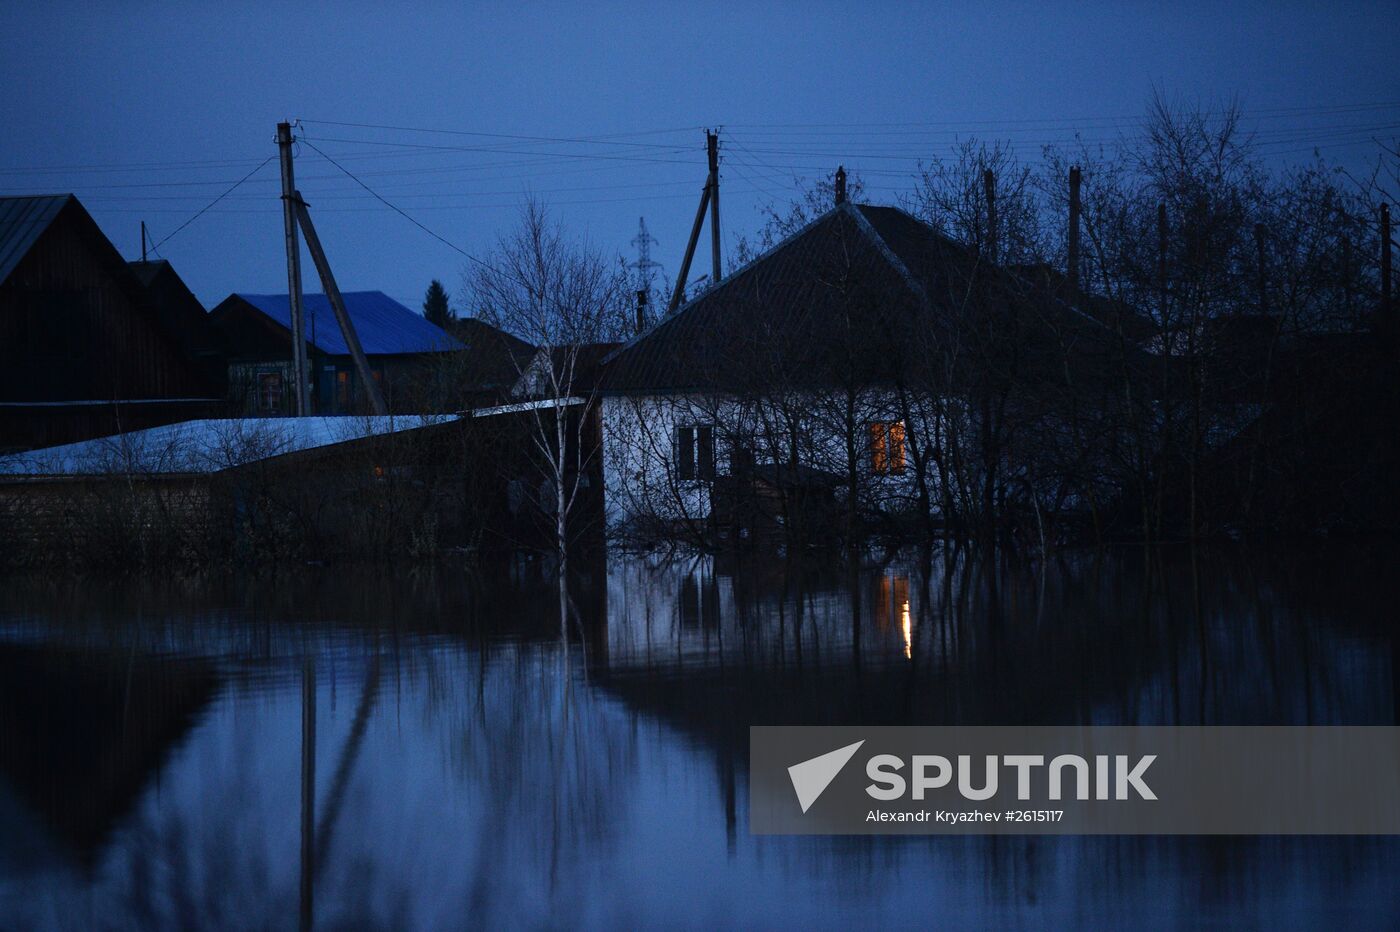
[0, 545, 1397, 929]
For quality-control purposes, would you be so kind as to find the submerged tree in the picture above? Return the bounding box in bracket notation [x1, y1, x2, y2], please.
[464, 200, 630, 633]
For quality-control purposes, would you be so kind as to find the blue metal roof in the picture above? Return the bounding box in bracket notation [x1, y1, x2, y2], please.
[0, 194, 72, 284]
[234, 290, 463, 355]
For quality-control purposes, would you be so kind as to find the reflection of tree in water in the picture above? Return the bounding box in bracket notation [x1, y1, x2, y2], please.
[419, 638, 639, 920]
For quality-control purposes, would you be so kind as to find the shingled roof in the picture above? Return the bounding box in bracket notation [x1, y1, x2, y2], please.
[602, 202, 1123, 394]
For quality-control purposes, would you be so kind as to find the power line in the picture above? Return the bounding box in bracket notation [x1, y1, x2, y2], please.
[299, 136, 500, 275]
[150, 154, 276, 251]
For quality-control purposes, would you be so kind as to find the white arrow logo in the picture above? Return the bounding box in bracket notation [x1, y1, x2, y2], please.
[787, 740, 866, 813]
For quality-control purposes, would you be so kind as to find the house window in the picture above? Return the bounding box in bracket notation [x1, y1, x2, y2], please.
[870, 421, 906, 475]
[675, 424, 715, 480]
[257, 371, 283, 413]
[336, 370, 350, 411]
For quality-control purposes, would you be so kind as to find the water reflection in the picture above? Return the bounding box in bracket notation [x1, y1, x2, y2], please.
[0, 545, 1396, 928]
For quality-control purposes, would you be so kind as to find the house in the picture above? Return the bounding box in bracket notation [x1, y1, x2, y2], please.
[446, 316, 536, 405]
[129, 259, 227, 394]
[211, 291, 463, 415]
[0, 195, 225, 452]
[597, 198, 1134, 543]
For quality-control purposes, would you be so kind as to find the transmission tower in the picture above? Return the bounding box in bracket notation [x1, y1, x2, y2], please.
[630, 216, 662, 291]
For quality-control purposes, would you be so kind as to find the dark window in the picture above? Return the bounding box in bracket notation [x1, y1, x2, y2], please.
[697, 425, 715, 479]
[675, 424, 716, 480]
[257, 371, 283, 414]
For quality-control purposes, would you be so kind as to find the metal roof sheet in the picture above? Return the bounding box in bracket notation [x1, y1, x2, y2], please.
[0, 415, 457, 477]
[234, 291, 463, 356]
[0, 194, 71, 284]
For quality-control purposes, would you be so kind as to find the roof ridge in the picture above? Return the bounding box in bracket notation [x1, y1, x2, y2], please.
[845, 203, 936, 314]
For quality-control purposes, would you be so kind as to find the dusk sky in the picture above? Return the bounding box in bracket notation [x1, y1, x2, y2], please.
[2, 1, 1396, 313]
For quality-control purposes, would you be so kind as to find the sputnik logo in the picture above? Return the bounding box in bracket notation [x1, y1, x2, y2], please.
[787, 740, 866, 813]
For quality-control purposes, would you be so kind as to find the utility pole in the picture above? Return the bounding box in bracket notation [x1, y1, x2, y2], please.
[1067, 166, 1081, 302]
[1255, 222, 1268, 315]
[983, 169, 997, 265]
[1157, 202, 1169, 320]
[278, 121, 310, 416]
[834, 166, 847, 205]
[707, 130, 722, 285]
[1382, 202, 1393, 324]
[668, 129, 722, 313]
[294, 192, 389, 416]
[140, 221, 148, 263]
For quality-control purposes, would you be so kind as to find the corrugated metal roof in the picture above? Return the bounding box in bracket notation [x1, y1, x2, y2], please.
[233, 291, 463, 356]
[0, 194, 72, 284]
[0, 415, 457, 477]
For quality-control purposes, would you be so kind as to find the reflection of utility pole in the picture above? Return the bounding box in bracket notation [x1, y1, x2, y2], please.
[277, 122, 310, 416]
[300, 658, 316, 932]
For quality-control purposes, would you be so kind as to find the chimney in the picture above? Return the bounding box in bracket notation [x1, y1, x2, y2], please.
[834, 166, 847, 205]
[1067, 166, 1081, 301]
[636, 289, 648, 335]
[983, 169, 997, 264]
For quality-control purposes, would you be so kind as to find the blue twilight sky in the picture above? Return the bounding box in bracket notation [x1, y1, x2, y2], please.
[1, 1, 1396, 313]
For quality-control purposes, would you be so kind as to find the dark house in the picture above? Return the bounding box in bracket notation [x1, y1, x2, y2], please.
[211, 291, 464, 415]
[596, 200, 1141, 540]
[0, 195, 225, 452]
[447, 316, 536, 404]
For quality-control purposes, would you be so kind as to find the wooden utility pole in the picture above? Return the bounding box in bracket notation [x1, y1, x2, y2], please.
[293, 192, 389, 416]
[1382, 202, 1393, 323]
[1342, 234, 1353, 320]
[1157, 202, 1169, 315]
[1067, 166, 1081, 302]
[707, 130, 722, 285]
[278, 121, 310, 416]
[1254, 222, 1268, 314]
[669, 129, 724, 313]
[140, 221, 148, 263]
[983, 169, 997, 265]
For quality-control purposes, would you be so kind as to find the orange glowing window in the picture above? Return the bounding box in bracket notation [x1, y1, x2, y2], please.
[870, 421, 906, 475]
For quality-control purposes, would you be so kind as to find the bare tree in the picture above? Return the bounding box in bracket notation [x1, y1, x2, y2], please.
[464, 200, 630, 633]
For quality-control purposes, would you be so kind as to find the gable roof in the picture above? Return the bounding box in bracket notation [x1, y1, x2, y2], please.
[0, 195, 73, 284]
[602, 201, 1132, 394]
[448, 317, 536, 391]
[226, 291, 463, 356]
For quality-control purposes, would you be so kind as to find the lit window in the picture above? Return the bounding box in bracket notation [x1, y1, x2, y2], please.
[870, 421, 906, 475]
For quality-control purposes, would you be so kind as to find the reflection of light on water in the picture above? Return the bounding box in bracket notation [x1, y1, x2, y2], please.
[901, 600, 911, 659]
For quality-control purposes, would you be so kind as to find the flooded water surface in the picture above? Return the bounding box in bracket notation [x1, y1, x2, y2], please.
[1, 545, 1397, 929]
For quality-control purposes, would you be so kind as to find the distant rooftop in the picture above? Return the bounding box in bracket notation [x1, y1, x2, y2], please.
[0, 416, 457, 477]
[230, 291, 464, 356]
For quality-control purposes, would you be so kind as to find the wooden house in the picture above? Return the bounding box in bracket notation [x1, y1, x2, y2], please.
[211, 291, 463, 415]
[0, 195, 225, 452]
